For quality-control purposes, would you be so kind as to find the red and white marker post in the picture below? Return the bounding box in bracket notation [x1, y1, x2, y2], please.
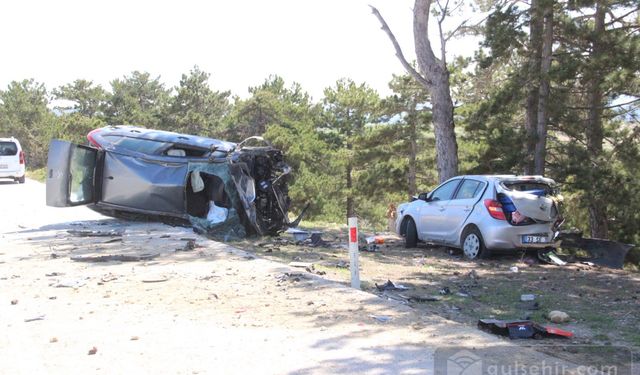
[348, 217, 360, 289]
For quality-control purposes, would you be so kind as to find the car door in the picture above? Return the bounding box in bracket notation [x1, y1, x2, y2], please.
[46, 139, 190, 216]
[46, 140, 99, 207]
[417, 178, 461, 242]
[441, 178, 486, 244]
[100, 151, 189, 216]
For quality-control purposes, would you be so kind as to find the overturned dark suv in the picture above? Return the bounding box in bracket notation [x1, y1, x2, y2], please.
[46, 126, 304, 238]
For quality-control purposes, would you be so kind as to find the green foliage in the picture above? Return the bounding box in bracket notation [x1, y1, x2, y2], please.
[168, 66, 230, 137]
[52, 79, 107, 118]
[0, 79, 55, 166]
[105, 71, 170, 128]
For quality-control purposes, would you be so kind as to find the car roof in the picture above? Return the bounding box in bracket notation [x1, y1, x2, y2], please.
[94, 125, 236, 152]
[458, 175, 556, 184]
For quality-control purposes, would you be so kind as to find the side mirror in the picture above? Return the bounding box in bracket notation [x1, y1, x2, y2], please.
[418, 192, 430, 202]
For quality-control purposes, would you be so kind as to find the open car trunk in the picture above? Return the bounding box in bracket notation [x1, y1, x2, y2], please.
[496, 177, 562, 227]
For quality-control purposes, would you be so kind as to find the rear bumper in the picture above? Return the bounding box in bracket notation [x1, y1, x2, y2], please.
[479, 221, 559, 250]
[0, 168, 25, 179]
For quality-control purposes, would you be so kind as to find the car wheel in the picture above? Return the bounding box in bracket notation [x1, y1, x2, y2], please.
[17, 176, 25, 184]
[405, 218, 418, 248]
[461, 227, 489, 259]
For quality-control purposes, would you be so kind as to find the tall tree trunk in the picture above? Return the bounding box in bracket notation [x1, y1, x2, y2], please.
[534, 0, 553, 175]
[413, 0, 458, 182]
[407, 104, 418, 199]
[586, 1, 608, 238]
[371, 0, 458, 183]
[525, 0, 543, 174]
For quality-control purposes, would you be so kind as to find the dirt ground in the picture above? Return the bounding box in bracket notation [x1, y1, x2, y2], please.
[235, 225, 640, 370]
[2, 179, 638, 374]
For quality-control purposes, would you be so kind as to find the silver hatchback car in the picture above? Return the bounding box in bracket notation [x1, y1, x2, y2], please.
[395, 175, 563, 259]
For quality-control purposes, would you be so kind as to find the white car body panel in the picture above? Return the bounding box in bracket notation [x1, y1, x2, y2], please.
[395, 175, 561, 252]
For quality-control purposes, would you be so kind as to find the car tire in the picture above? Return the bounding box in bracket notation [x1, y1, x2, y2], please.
[17, 176, 25, 184]
[405, 218, 418, 248]
[461, 226, 490, 259]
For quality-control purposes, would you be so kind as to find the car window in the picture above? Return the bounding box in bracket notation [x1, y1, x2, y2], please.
[69, 147, 96, 204]
[454, 179, 484, 200]
[430, 179, 460, 202]
[0, 142, 18, 156]
[103, 135, 170, 155]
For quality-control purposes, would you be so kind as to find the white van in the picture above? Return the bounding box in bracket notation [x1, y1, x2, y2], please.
[0, 137, 26, 183]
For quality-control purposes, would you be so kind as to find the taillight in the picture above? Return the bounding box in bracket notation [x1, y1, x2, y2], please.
[484, 199, 506, 220]
[19, 151, 25, 165]
[87, 129, 101, 149]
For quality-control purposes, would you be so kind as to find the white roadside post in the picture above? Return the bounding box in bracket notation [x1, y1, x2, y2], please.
[348, 217, 360, 289]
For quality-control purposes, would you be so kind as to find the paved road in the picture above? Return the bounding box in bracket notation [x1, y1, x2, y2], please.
[0, 179, 582, 374]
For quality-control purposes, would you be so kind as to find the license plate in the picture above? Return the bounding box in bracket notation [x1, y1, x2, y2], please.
[522, 235, 549, 244]
[0, 164, 7, 169]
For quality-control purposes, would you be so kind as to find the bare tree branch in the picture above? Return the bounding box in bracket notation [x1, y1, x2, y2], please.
[605, 7, 639, 27]
[370, 5, 433, 88]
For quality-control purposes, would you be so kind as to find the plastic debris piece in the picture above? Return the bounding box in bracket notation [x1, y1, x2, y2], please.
[520, 294, 536, 302]
[369, 314, 392, 323]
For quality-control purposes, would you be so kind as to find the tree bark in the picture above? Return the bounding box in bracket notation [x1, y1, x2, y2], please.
[586, 1, 608, 239]
[372, 0, 458, 183]
[534, 0, 553, 175]
[407, 102, 418, 199]
[413, 0, 458, 182]
[525, 0, 543, 174]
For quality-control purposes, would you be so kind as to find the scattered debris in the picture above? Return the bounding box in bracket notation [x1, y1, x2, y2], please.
[67, 229, 122, 237]
[70, 253, 159, 262]
[45, 272, 64, 277]
[54, 278, 87, 288]
[101, 238, 123, 244]
[509, 266, 519, 273]
[49, 337, 58, 343]
[24, 315, 45, 322]
[141, 275, 170, 283]
[159, 234, 171, 239]
[130, 336, 139, 341]
[88, 346, 98, 355]
[439, 287, 452, 295]
[99, 273, 118, 284]
[478, 319, 573, 339]
[538, 249, 567, 266]
[520, 294, 536, 302]
[402, 294, 442, 302]
[176, 239, 196, 252]
[375, 280, 410, 292]
[467, 270, 479, 280]
[369, 314, 393, 323]
[289, 261, 314, 269]
[457, 292, 470, 298]
[10, 299, 18, 305]
[518, 301, 540, 310]
[557, 232, 633, 269]
[547, 310, 570, 323]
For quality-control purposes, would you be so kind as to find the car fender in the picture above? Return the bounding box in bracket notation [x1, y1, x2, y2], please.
[396, 202, 421, 240]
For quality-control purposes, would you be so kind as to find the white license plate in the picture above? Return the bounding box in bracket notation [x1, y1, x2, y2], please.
[0, 164, 7, 169]
[522, 235, 549, 244]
